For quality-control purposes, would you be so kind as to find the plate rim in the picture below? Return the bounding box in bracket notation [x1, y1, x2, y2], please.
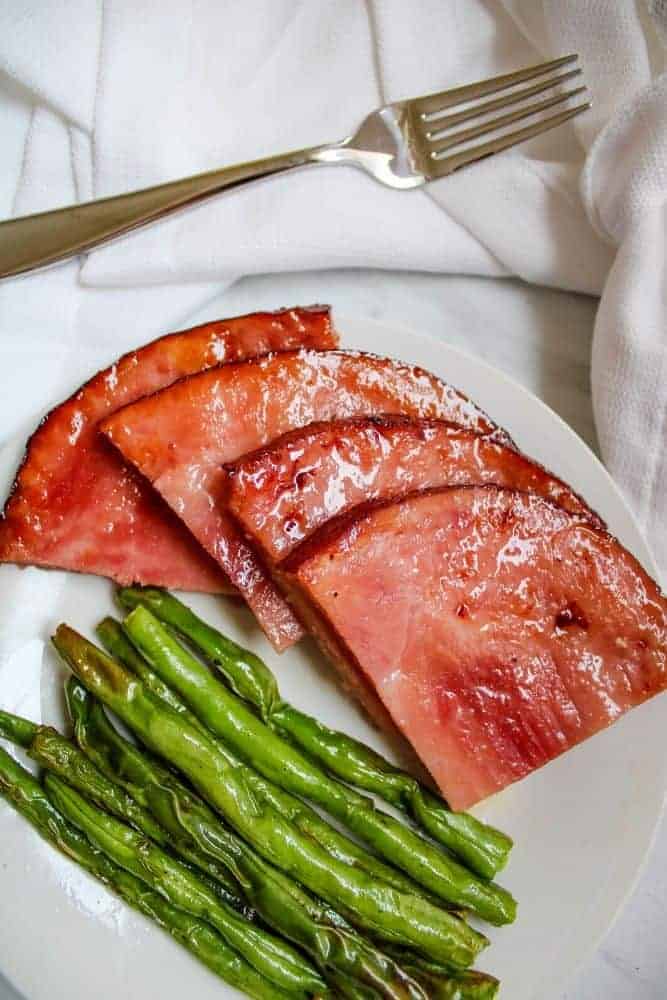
[338, 311, 666, 997]
[338, 309, 659, 578]
[1, 311, 665, 1000]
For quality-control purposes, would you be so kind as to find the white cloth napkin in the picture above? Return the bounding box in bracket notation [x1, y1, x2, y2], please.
[0, 0, 665, 575]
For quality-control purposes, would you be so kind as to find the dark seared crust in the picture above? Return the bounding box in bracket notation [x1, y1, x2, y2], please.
[1, 305, 334, 528]
[100, 347, 508, 645]
[0, 306, 336, 595]
[282, 486, 447, 573]
[108, 349, 506, 444]
[224, 414, 463, 478]
[283, 483, 602, 576]
[225, 413, 604, 563]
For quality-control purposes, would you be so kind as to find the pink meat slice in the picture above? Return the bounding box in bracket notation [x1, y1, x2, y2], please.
[101, 350, 505, 650]
[0, 306, 336, 592]
[284, 486, 667, 810]
[226, 415, 601, 566]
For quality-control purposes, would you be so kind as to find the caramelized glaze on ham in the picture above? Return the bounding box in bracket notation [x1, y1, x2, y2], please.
[0, 307, 335, 592]
[102, 351, 505, 650]
[285, 487, 667, 809]
[226, 415, 601, 566]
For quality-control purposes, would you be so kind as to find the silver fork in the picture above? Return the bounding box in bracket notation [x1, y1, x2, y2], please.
[0, 55, 588, 280]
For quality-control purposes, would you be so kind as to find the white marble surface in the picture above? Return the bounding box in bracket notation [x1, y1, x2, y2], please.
[0, 265, 665, 1000]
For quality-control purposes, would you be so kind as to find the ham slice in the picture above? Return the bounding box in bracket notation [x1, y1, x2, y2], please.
[0, 306, 335, 592]
[226, 415, 601, 566]
[284, 486, 667, 809]
[101, 350, 504, 650]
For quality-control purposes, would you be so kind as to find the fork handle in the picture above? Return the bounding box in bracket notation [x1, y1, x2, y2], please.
[0, 142, 342, 280]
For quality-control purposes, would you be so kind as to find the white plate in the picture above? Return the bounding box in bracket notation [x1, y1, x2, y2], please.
[0, 314, 664, 1000]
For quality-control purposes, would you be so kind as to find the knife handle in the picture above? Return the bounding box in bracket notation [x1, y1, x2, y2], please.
[0, 143, 340, 280]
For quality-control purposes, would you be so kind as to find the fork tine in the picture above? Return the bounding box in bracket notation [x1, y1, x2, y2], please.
[423, 68, 582, 137]
[427, 103, 590, 179]
[412, 54, 578, 118]
[428, 87, 586, 156]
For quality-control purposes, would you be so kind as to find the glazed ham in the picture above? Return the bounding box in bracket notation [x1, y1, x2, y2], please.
[0, 307, 335, 592]
[226, 415, 601, 566]
[101, 350, 504, 650]
[284, 486, 667, 809]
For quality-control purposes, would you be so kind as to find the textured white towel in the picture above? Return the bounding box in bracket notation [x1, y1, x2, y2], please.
[0, 0, 665, 573]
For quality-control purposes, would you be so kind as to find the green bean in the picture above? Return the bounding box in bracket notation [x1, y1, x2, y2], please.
[118, 587, 511, 880]
[66, 678, 440, 1000]
[0, 699, 250, 912]
[53, 624, 487, 969]
[122, 605, 515, 926]
[45, 772, 324, 997]
[0, 744, 296, 1000]
[96, 616, 450, 905]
